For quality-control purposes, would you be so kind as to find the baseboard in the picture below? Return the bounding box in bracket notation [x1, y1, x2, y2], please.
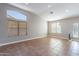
[0, 35, 46, 47]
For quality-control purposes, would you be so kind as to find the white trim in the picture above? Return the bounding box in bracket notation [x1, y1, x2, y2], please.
[0, 35, 46, 47]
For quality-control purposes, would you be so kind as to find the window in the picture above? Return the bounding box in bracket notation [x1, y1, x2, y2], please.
[7, 10, 27, 37]
[51, 22, 57, 33]
[8, 20, 18, 36]
[19, 21, 27, 36]
[7, 10, 27, 21]
[73, 23, 79, 38]
[57, 22, 61, 33]
[51, 22, 61, 33]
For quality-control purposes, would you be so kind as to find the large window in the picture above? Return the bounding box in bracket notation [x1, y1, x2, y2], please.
[7, 10, 27, 37]
[51, 22, 57, 33]
[56, 22, 61, 33]
[8, 19, 18, 36]
[73, 23, 79, 38]
[51, 22, 61, 33]
[7, 10, 26, 21]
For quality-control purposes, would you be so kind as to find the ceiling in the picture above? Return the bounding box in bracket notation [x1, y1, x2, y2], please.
[9, 3, 79, 21]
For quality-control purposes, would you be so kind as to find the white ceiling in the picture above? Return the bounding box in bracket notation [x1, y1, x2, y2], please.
[9, 3, 79, 21]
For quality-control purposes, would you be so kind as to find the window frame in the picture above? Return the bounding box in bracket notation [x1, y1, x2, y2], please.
[7, 10, 27, 37]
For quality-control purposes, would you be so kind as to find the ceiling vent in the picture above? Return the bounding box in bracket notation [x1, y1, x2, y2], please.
[50, 11, 53, 14]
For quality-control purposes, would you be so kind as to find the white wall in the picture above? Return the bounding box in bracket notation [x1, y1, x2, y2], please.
[0, 4, 7, 44]
[0, 4, 47, 45]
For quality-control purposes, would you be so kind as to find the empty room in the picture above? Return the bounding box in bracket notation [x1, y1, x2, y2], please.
[0, 3, 79, 56]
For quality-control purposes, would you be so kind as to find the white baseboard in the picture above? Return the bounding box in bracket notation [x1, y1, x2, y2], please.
[0, 35, 46, 47]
